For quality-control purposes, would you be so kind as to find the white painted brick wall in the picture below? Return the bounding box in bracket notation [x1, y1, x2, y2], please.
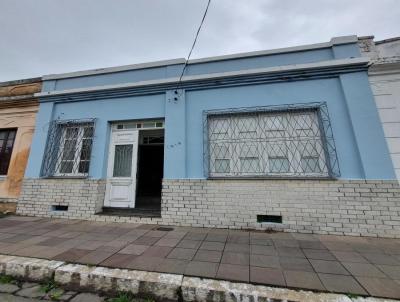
[16, 178, 400, 238]
[162, 179, 400, 238]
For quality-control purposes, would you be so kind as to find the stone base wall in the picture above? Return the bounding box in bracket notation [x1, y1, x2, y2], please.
[16, 178, 163, 224]
[17, 179, 106, 219]
[162, 179, 400, 238]
[16, 178, 400, 238]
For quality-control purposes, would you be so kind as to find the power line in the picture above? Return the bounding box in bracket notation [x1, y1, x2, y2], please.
[176, 0, 211, 91]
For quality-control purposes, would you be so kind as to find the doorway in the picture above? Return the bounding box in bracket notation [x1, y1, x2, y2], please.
[104, 121, 164, 212]
[136, 129, 164, 210]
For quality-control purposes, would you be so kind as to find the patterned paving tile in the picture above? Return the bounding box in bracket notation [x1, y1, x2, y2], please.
[309, 259, 349, 275]
[342, 262, 386, 278]
[185, 261, 218, 278]
[250, 267, 285, 286]
[217, 264, 249, 282]
[193, 250, 222, 263]
[1, 216, 400, 298]
[167, 248, 197, 260]
[221, 252, 249, 265]
[355, 277, 400, 299]
[318, 273, 367, 295]
[284, 270, 325, 291]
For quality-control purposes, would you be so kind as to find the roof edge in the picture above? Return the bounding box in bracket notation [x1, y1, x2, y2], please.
[43, 58, 187, 81]
[41, 35, 359, 81]
[189, 35, 358, 65]
[0, 77, 42, 88]
[36, 57, 369, 99]
[375, 37, 400, 45]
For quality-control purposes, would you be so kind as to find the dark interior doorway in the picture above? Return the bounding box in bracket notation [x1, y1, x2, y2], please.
[136, 130, 164, 210]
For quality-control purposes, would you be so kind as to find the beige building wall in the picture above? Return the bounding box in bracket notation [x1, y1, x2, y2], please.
[0, 79, 40, 212]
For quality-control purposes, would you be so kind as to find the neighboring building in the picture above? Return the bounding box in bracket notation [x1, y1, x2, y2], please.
[359, 36, 400, 180]
[17, 36, 400, 238]
[0, 78, 41, 213]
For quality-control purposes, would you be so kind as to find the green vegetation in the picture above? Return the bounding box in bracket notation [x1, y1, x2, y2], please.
[0, 274, 14, 284]
[39, 278, 57, 293]
[48, 288, 64, 301]
[107, 292, 155, 302]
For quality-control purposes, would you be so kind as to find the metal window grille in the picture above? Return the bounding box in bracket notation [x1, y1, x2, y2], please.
[203, 103, 340, 178]
[41, 119, 96, 177]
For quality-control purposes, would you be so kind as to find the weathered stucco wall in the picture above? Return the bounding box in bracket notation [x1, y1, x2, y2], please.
[0, 80, 40, 206]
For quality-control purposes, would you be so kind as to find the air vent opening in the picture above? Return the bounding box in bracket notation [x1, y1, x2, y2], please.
[51, 205, 68, 212]
[257, 215, 282, 223]
[156, 227, 174, 231]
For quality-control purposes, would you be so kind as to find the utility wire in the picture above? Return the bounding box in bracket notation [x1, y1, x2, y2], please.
[176, 0, 211, 91]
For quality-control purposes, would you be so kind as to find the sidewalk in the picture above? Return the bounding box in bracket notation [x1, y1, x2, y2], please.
[0, 215, 399, 299]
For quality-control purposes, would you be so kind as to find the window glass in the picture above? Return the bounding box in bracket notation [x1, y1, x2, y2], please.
[113, 144, 133, 177]
[41, 121, 95, 177]
[0, 129, 17, 175]
[236, 116, 257, 138]
[207, 109, 329, 178]
[215, 159, 230, 173]
[269, 158, 290, 173]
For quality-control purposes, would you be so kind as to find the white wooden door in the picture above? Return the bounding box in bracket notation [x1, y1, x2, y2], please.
[104, 129, 139, 208]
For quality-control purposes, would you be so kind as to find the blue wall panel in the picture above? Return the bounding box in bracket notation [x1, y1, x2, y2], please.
[184, 78, 366, 179]
[27, 40, 396, 181]
[26, 94, 165, 178]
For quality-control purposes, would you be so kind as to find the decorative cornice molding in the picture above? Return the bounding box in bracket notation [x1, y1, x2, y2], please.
[0, 95, 39, 109]
[37, 57, 369, 103]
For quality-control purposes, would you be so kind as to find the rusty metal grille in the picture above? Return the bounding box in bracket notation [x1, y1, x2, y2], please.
[203, 103, 339, 178]
[41, 119, 96, 177]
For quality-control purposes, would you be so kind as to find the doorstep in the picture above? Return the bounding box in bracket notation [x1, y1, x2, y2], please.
[98, 207, 161, 218]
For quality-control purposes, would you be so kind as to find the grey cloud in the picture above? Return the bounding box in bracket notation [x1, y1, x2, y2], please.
[0, 0, 399, 81]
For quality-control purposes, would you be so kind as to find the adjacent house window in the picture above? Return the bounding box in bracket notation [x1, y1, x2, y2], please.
[41, 120, 95, 177]
[206, 104, 339, 178]
[0, 129, 17, 175]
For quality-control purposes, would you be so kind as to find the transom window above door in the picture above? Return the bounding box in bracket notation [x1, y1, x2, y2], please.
[41, 119, 95, 177]
[204, 103, 340, 178]
[113, 120, 164, 130]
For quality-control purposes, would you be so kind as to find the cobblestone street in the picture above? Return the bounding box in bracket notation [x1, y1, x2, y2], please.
[0, 280, 105, 301]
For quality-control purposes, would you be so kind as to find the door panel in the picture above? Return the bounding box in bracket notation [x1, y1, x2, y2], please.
[104, 129, 139, 208]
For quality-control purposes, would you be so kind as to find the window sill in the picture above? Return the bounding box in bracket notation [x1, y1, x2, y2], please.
[41, 176, 89, 180]
[208, 176, 337, 181]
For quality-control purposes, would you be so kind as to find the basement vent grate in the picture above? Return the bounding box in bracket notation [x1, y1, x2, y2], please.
[51, 205, 69, 212]
[156, 227, 174, 231]
[257, 215, 282, 223]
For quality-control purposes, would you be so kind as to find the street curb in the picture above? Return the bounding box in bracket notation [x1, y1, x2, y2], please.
[0, 254, 398, 302]
[55, 263, 182, 300]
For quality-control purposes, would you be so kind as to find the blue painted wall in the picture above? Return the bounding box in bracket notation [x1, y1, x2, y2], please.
[26, 94, 166, 178]
[25, 39, 396, 180]
[45, 47, 335, 92]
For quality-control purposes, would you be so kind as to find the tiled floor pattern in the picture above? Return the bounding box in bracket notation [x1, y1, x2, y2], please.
[0, 216, 399, 299]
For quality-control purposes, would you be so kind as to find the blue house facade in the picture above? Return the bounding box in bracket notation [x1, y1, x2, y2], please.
[17, 36, 400, 238]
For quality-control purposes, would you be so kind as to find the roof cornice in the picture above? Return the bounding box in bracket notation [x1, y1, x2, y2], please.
[37, 57, 369, 103]
[41, 36, 359, 81]
[43, 59, 186, 81]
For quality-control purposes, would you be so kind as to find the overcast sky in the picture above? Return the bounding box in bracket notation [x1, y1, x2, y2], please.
[1, 0, 399, 82]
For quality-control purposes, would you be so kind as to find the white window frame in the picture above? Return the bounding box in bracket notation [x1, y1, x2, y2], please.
[54, 125, 90, 177]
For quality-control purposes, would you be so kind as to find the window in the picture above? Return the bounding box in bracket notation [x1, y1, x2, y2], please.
[206, 105, 338, 178]
[41, 120, 95, 177]
[0, 129, 17, 175]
